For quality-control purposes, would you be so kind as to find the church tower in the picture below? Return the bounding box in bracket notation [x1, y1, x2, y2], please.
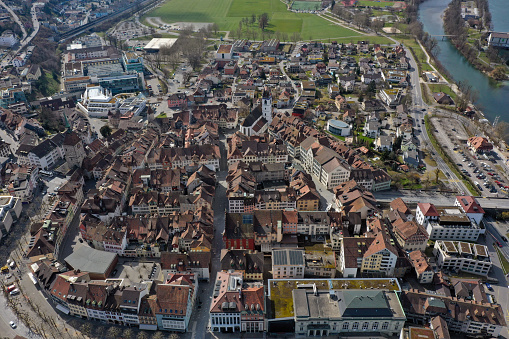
[262, 88, 272, 124]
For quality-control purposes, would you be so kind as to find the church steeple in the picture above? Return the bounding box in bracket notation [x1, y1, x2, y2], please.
[262, 87, 272, 124]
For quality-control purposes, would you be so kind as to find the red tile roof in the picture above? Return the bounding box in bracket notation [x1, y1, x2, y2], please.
[417, 202, 439, 217]
[456, 196, 485, 214]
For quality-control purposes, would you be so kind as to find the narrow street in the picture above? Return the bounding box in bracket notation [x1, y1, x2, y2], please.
[187, 131, 228, 339]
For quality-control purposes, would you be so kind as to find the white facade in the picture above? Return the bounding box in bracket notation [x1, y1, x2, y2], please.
[77, 86, 118, 118]
[425, 218, 482, 241]
[0, 33, 18, 47]
[433, 241, 492, 276]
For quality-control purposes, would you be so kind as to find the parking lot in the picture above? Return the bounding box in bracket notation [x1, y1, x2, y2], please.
[431, 116, 509, 196]
[111, 20, 150, 41]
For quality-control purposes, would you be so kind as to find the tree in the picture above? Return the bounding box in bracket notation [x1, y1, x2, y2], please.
[434, 168, 440, 184]
[137, 331, 149, 339]
[211, 22, 219, 34]
[106, 326, 122, 338]
[80, 323, 92, 338]
[371, 19, 384, 34]
[490, 66, 507, 80]
[123, 328, 134, 339]
[251, 14, 256, 24]
[258, 13, 269, 30]
[100, 125, 112, 138]
[151, 332, 166, 339]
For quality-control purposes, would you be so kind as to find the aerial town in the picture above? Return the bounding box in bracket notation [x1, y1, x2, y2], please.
[0, 0, 508, 338]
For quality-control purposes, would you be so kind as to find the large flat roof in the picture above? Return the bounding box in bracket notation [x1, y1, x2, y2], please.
[268, 278, 401, 319]
[65, 246, 117, 274]
[144, 38, 178, 51]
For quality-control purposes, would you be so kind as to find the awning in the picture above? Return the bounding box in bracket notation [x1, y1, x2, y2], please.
[28, 272, 38, 285]
[139, 324, 157, 331]
[56, 304, 70, 314]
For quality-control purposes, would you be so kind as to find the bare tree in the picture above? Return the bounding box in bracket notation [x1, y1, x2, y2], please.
[123, 328, 135, 339]
[258, 13, 269, 30]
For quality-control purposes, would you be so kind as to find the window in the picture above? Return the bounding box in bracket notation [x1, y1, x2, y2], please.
[382, 322, 389, 330]
[362, 322, 369, 330]
[352, 322, 359, 330]
[372, 322, 379, 330]
[342, 322, 349, 330]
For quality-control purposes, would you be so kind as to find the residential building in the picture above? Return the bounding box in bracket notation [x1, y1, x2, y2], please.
[0, 195, 21, 237]
[1, 163, 39, 203]
[148, 275, 197, 332]
[424, 205, 483, 241]
[408, 250, 434, 284]
[390, 219, 428, 252]
[401, 290, 505, 337]
[433, 240, 492, 276]
[220, 249, 264, 281]
[27, 134, 65, 170]
[209, 271, 265, 333]
[454, 195, 485, 224]
[272, 249, 305, 279]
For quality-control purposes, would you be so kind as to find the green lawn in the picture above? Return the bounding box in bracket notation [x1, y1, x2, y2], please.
[145, 0, 370, 40]
[357, 0, 396, 7]
[428, 84, 457, 102]
[496, 248, 509, 275]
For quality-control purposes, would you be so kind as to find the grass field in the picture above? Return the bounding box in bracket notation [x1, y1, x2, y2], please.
[291, 1, 322, 11]
[145, 0, 371, 40]
[357, 0, 396, 7]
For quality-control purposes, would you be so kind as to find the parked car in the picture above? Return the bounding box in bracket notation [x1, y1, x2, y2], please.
[9, 321, 16, 328]
[501, 236, 508, 242]
[9, 288, 19, 296]
[486, 283, 494, 291]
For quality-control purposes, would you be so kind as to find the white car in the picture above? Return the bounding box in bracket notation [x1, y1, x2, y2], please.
[9, 321, 16, 328]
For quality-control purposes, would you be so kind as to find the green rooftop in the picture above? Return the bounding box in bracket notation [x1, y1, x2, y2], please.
[269, 278, 400, 319]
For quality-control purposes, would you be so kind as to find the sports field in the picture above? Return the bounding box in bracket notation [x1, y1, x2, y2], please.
[291, 1, 322, 11]
[357, 0, 396, 7]
[145, 0, 369, 40]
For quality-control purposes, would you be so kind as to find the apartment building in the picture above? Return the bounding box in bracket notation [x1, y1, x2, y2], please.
[0, 195, 21, 237]
[454, 195, 485, 225]
[401, 290, 505, 337]
[272, 249, 305, 279]
[408, 250, 434, 284]
[423, 206, 483, 241]
[209, 271, 265, 333]
[27, 134, 66, 170]
[433, 241, 492, 276]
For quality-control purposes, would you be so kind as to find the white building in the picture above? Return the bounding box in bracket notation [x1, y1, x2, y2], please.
[27, 134, 66, 170]
[272, 249, 305, 279]
[423, 206, 483, 241]
[118, 93, 146, 116]
[0, 32, 19, 47]
[293, 288, 406, 337]
[433, 240, 492, 276]
[454, 195, 485, 225]
[0, 195, 22, 238]
[77, 85, 118, 118]
[327, 119, 351, 137]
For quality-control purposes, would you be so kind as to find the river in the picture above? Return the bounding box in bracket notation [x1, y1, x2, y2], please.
[418, 0, 509, 123]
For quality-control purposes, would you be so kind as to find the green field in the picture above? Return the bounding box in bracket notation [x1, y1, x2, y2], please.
[146, 0, 372, 40]
[428, 84, 458, 102]
[357, 0, 396, 7]
[291, 1, 322, 11]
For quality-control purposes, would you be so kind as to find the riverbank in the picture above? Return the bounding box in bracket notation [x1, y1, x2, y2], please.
[442, 0, 508, 80]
